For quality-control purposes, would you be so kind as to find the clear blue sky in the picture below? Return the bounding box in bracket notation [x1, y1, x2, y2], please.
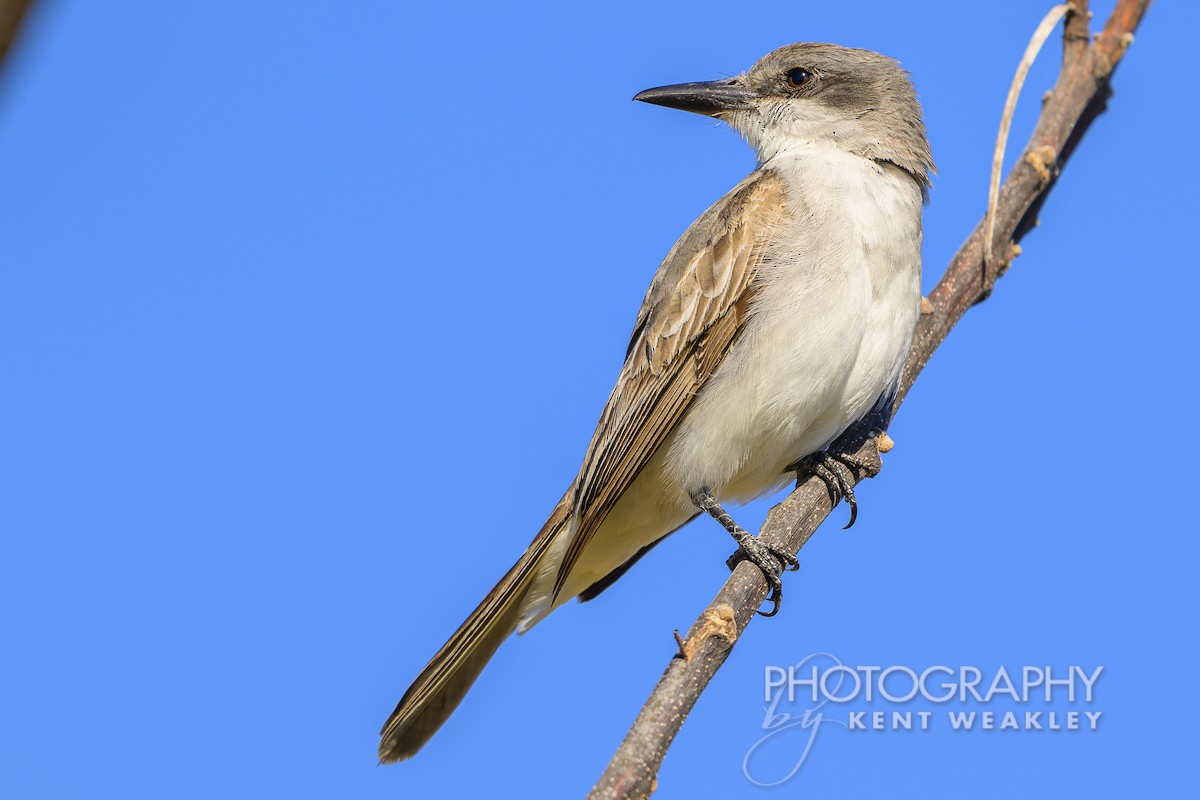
[2, 1, 1195, 797]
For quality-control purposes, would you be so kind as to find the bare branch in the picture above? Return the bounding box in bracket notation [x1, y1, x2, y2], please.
[588, 2, 1150, 797]
[0, 0, 35, 68]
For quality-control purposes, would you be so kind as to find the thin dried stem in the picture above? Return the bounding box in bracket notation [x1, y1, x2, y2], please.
[985, 3, 1074, 266]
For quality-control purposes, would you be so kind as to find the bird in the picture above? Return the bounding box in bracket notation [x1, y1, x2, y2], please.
[379, 41, 934, 763]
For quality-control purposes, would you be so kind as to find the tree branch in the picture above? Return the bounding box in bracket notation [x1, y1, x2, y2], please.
[0, 0, 35, 69]
[587, 2, 1151, 797]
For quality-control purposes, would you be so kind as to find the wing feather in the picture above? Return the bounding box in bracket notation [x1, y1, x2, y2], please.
[553, 168, 789, 597]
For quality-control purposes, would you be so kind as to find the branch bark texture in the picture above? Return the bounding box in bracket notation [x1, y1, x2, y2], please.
[588, 2, 1150, 797]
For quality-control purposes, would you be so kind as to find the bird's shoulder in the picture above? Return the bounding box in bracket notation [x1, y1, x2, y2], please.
[623, 166, 790, 376]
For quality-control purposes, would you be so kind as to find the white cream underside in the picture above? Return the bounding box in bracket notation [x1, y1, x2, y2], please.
[518, 139, 923, 631]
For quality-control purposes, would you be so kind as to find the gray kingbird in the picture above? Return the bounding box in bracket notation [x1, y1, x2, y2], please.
[380, 42, 934, 763]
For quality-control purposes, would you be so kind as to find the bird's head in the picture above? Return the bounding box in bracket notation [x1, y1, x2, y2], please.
[635, 43, 934, 189]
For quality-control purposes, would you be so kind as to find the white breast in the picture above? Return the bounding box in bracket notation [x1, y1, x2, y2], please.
[661, 144, 923, 507]
[531, 147, 923, 617]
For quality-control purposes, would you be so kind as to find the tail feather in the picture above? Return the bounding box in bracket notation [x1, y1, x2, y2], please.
[378, 490, 572, 763]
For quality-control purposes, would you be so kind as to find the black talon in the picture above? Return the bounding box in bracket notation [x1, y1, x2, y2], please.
[730, 536, 792, 616]
[842, 494, 858, 529]
[692, 489, 796, 617]
[789, 451, 867, 529]
[760, 589, 782, 618]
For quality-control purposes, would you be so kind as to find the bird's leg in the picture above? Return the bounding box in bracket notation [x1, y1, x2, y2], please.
[788, 449, 877, 529]
[690, 489, 799, 617]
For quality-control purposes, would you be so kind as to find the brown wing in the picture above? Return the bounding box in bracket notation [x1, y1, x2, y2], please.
[552, 168, 789, 597]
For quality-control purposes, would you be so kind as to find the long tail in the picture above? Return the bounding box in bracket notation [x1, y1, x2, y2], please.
[378, 490, 572, 763]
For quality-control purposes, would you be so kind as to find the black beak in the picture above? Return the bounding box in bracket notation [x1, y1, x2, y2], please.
[633, 78, 752, 116]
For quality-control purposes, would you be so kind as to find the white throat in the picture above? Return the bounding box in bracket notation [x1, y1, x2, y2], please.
[729, 105, 873, 165]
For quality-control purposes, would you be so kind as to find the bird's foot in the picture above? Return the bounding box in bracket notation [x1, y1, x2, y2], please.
[724, 533, 800, 617]
[691, 489, 798, 617]
[788, 449, 876, 530]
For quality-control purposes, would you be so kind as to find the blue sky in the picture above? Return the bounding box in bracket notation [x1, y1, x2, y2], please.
[2, 1, 1195, 797]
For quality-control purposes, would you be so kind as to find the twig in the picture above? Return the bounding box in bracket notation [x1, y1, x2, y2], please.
[587, 1, 1150, 797]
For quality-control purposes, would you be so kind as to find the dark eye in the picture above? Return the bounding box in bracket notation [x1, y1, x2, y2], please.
[786, 67, 812, 88]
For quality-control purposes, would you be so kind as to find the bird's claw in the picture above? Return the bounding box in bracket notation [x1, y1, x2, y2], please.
[726, 532, 799, 617]
[693, 488, 798, 617]
[789, 450, 872, 529]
